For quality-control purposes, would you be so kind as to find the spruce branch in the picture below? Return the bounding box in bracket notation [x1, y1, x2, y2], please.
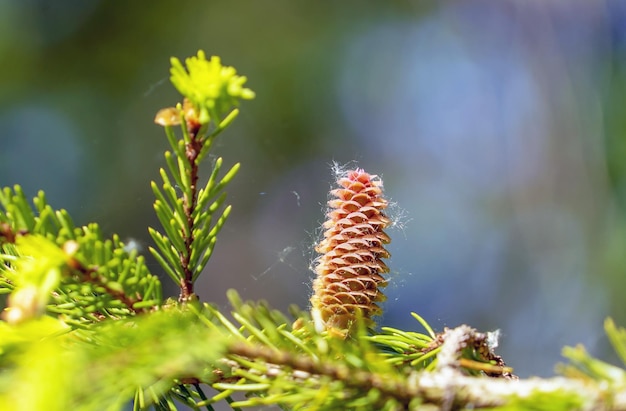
[63, 246, 147, 315]
[151, 51, 253, 302]
[200, 291, 496, 410]
[3, 50, 626, 411]
[197, 295, 626, 410]
[0, 189, 161, 326]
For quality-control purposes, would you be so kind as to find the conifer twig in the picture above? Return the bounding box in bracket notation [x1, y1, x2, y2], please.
[151, 51, 254, 303]
[65, 252, 147, 314]
[179, 119, 202, 301]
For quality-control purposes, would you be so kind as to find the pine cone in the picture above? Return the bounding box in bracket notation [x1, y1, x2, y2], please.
[310, 168, 391, 335]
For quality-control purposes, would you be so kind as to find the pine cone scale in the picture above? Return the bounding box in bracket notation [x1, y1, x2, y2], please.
[311, 168, 391, 335]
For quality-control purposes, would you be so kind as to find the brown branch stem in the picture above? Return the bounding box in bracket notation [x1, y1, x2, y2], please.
[179, 124, 202, 301]
[67, 256, 146, 314]
[227, 341, 416, 406]
[225, 340, 618, 410]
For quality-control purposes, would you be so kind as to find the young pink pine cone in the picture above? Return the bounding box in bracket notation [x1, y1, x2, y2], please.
[310, 168, 391, 335]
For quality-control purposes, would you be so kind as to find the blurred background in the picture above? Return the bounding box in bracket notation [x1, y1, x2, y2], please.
[1, 0, 626, 378]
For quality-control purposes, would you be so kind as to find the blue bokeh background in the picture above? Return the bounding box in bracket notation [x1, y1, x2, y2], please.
[2, 1, 626, 378]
